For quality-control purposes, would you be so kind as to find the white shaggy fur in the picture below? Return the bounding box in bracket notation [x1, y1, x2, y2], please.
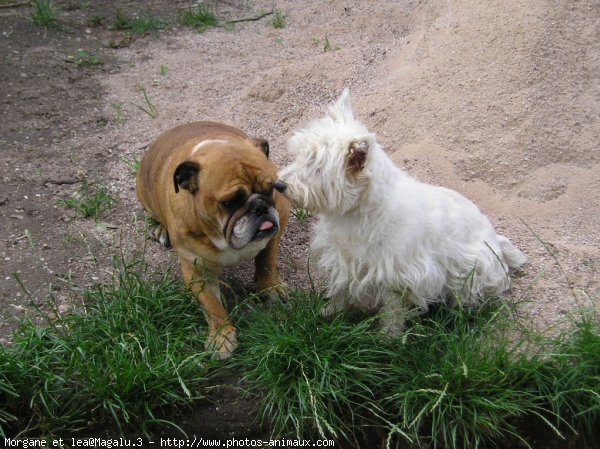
[279, 89, 527, 334]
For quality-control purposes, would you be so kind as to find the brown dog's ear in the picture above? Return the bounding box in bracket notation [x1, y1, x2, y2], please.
[347, 140, 369, 172]
[173, 161, 200, 193]
[252, 138, 270, 158]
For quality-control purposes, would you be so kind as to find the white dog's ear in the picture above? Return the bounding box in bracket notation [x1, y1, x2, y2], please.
[347, 140, 368, 172]
[328, 88, 354, 122]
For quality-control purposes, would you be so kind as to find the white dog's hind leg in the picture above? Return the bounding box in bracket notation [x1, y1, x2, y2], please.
[497, 235, 527, 269]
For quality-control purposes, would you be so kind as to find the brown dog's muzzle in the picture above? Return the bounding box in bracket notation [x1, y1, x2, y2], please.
[225, 194, 280, 250]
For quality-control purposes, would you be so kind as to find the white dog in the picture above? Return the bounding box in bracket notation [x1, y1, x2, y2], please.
[278, 89, 527, 334]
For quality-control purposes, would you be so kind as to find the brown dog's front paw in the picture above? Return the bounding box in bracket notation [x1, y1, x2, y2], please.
[257, 278, 289, 306]
[205, 325, 238, 360]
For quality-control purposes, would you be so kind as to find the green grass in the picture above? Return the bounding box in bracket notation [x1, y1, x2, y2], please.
[58, 178, 117, 220]
[180, 4, 218, 32]
[111, 101, 124, 125]
[234, 291, 387, 441]
[323, 35, 341, 53]
[121, 156, 140, 175]
[112, 10, 170, 35]
[74, 50, 101, 67]
[31, 0, 59, 28]
[145, 214, 161, 229]
[292, 207, 311, 224]
[540, 312, 600, 442]
[88, 14, 105, 27]
[134, 87, 159, 119]
[234, 292, 600, 447]
[0, 256, 214, 437]
[0, 376, 17, 437]
[271, 9, 286, 29]
[379, 305, 561, 449]
[0, 260, 597, 445]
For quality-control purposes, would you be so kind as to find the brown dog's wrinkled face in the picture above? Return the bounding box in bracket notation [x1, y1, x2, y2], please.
[217, 185, 280, 250]
[173, 141, 285, 251]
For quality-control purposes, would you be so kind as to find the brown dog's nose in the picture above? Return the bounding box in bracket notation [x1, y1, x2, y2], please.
[273, 180, 287, 193]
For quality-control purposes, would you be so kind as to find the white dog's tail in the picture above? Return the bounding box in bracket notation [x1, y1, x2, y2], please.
[498, 235, 527, 269]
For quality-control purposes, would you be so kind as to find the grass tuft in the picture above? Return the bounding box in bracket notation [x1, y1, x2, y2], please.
[180, 4, 218, 32]
[134, 87, 159, 119]
[323, 35, 341, 53]
[111, 101, 124, 125]
[112, 10, 170, 35]
[541, 311, 600, 441]
[271, 9, 286, 29]
[0, 375, 18, 438]
[234, 291, 390, 442]
[121, 156, 140, 175]
[292, 207, 311, 224]
[0, 254, 597, 444]
[0, 255, 214, 437]
[74, 49, 101, 67]
[58, 178, 117, 220]
[31, 0, 59, 28]
[235, 291, 600, 447]
[379, 304, 562, 449]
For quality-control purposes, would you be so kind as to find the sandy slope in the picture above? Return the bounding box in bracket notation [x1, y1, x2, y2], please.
[104, 0, 599, 331]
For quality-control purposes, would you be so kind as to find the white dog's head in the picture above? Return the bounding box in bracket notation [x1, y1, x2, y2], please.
[278, 89, 378, 214]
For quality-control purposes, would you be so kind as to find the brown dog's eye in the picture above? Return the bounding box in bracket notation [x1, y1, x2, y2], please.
[220, 198, 242, 210]
[220, 200, 236, 209]
[220, 190, 246, 210]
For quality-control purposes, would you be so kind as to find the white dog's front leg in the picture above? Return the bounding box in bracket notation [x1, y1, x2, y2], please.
[320, 292, 349, 317]
[379, 291, 420, 337]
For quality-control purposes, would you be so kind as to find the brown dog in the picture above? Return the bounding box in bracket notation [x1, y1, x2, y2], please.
[136, 121, 289, 359]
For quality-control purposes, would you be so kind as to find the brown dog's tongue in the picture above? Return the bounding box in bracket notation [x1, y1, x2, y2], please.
[260, 221, 274, 231]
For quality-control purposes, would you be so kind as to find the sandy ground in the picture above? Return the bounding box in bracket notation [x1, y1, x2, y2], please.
[1, 0, 599, 342]
[104, 0, 600, 332]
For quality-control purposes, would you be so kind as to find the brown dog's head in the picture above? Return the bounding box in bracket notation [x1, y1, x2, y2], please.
[173, 137, 286, 250]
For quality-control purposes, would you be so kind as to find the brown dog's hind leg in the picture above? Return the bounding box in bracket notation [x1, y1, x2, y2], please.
[152, 224, 171, 248]
[144, 211, 171, 248]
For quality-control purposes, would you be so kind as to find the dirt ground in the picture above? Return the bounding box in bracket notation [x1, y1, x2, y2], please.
[1, 0, 599, 441]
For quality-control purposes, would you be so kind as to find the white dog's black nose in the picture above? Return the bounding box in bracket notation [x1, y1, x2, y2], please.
[273, 180, 287, 193]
